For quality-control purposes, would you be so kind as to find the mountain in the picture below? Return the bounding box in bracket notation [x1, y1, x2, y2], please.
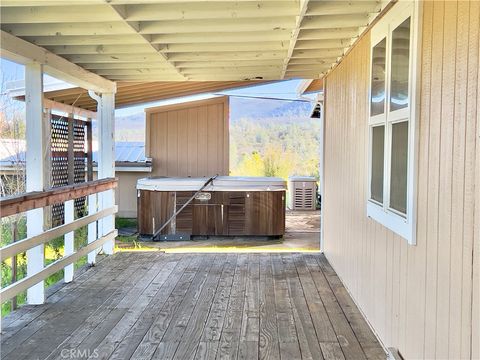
[229, 97, 314, 122]
[112, 96, 316, 143]
[114, 113, 145, 142]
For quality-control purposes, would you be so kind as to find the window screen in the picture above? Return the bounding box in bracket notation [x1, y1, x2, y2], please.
[370, 38, 387, 116]
[371, 125, 385, 203]
[390, 18, 411, 112]
[390, 121, 409, 214]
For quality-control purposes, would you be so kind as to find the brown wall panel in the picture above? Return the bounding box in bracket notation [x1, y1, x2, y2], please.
[145, 96, 229, 178]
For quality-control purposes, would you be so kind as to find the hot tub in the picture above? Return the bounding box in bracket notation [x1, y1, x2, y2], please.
[137, 176, 287, 239]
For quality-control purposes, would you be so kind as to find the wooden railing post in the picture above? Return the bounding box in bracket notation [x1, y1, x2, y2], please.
[64, 199, 74, 282]
[64, 112, 75, 282]
[95, 91, 116, 255]
[25, 62, 45, 305]
[87, 193, 98, 265]
[0, 179, 117, 303]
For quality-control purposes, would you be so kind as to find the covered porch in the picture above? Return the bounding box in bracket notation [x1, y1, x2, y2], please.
[1, 252, 385, 360]
[0, 1, 392, 359]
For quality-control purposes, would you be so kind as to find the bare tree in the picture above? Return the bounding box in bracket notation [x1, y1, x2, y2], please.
[1, 74, 26, 310]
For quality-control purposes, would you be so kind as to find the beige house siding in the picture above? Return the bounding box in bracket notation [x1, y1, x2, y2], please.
[323, 1, 479, 359]
[114, 172, 146, 218]
[145, 96, 229, 178]
[93, 171, 148, 218]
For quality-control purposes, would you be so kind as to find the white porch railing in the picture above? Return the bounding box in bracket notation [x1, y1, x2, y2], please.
[0, 178, 118, 304]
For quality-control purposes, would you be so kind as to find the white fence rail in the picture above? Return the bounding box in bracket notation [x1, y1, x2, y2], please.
[0, 178, 118, 304]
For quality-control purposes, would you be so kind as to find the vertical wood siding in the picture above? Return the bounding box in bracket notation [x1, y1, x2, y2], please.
[145, 97, 229, 178]
[323, 1, 479, 358]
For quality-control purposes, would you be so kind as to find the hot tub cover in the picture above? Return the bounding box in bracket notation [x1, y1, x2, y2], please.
[137, 176, 287, 192]
[288, 176, 317, 182]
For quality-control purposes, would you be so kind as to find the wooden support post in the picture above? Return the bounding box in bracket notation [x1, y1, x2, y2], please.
[97, 92, 115, 255]
[87, 194, 97, 265]
[64, 112, 75, 282]
[11, 220, 18, 310]
[25, 63, 45, 305]
[86, 118, 93, 182]
[64, 200, 74, 282]
[86, 117, 96, 264]
[67, 113, 75, 185]
[42, 107, 52, 230]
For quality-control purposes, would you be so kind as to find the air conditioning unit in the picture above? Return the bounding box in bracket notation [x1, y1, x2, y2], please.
[288, 176, 317, 211]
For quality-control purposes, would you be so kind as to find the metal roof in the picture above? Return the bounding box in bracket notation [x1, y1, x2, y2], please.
[93, 141, 146, 163]
[0, 141, 146, 166]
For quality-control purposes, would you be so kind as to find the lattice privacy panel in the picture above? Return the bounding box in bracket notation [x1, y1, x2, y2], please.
[73, 121, 86, 217]
[50, 115, 87, 226]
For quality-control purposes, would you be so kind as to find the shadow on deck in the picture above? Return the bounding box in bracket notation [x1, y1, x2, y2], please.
[1, 252, 385, 360]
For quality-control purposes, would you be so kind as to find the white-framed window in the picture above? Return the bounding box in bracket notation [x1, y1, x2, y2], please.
[367, 1, 420, 245]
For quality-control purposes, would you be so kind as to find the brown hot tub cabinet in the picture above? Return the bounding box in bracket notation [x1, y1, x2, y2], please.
[137, 176, 286, 239]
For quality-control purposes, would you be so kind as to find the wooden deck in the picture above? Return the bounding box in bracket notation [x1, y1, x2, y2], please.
[1, 252, 385, 360]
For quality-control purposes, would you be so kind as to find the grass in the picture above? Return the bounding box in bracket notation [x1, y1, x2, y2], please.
[1, 216, 154, 317]
[1, 217, 89, 317]
[114, 217, 155, 251]
[115, 217, 137, 229]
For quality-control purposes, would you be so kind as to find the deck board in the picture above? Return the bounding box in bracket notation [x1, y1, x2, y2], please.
[1, 252, 385, 360]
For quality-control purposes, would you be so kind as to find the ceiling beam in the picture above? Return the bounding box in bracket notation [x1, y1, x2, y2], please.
[1, 0, 299, 5]
[297, 27, 360, 41]
[62, 53, 174, 63]
[291, 49, 344, 58]
[23, 35, 144, 46]
[188, 75, 279, 81]
[179, 66, 284, 73]
[91, 68, 191, 76]
[93, 66, 284, 77]
[0, 30, 115, 93]
[103, 75, 184, 81]
[161, 42, 289, 53]
[106, 4, 186, 80]
[44, 44, 157, 55]
[182, 69, 282, 77]
[24, 32, 293, 46]
[0, 5, 119, 23]
[106, 75, 276, 81]
[288, 58, 339, 66]
[1, 22, 132, 36]
[81, 62, 173, 70]
[307, 1, 382, 16]
[294, 38, 351, 50]
[150, 31, 292, 44]
[282, 0, 310, 79]
[287, 64, 332, 72]
[47, 42, 291, 54]
[300, 14, 369, 30]
[139, 17, 296, 34]
[124, 2, 298, 21]
[174, 60, 285, 68]
[0, 3, 298, 23]
[167, 51, 287, 62]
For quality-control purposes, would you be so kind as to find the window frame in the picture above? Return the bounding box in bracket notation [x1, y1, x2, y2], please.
[367, 1, 421, 245]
